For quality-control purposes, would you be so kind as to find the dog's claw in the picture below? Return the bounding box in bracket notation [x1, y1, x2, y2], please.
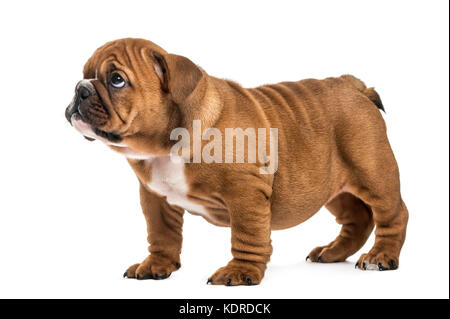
[174, 262, 181, 269]
[305, 256, 309, 261]
[317, 256, 323, 263]
[246, 278, 253, 286]
[226, 279, 232, 286]
[378, 262, 388, 271]
[362, 262, 367, 270]
[123, 272, 127, 278]
[139, 274, 153, 280]
[207, 278, 212, 284]
[389, 260, 398, 270]
[355, 262, 359, 269]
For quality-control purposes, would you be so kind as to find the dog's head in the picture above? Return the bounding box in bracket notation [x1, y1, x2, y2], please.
[65, 38, 214, 157]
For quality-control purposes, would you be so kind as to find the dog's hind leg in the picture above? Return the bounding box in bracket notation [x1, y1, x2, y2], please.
[334, 106, 409, 270]
[307, 192, 374, 263]
[351, 169, 409, 271]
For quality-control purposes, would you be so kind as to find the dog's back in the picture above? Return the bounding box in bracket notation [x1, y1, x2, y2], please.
[242, 75, 388, 229]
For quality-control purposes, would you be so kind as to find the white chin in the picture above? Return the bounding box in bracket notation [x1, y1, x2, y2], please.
[70, 114, 121, 146]
[71, 114, 97, 139]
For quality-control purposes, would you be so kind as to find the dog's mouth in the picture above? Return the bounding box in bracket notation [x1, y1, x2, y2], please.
[70, 112, 122, 144]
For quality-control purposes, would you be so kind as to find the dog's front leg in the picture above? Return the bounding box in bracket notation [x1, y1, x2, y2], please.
[124, 183, 184, 280]
[208, 185, 272, 286]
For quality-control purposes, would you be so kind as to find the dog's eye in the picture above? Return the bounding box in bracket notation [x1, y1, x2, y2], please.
[110, 73, 126, 88]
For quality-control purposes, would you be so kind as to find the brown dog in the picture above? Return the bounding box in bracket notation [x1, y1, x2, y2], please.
[65, 38, 408, 285]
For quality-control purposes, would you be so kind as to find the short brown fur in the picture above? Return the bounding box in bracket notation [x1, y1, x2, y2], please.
[69, 38, 409, 285]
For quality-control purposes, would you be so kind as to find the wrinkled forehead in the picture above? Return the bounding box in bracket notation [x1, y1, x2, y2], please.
[83, 39, 167, 79]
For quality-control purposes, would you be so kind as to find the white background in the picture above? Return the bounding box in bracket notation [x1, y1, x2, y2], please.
[0, 0, 448, 299]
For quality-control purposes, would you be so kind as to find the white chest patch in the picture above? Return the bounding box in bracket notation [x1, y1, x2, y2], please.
[147, 157, 209, 217]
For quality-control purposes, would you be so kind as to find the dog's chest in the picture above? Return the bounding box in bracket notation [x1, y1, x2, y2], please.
[147, 157, 208, 216]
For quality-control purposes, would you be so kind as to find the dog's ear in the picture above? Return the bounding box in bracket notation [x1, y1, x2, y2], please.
[153, 52, 203, 104]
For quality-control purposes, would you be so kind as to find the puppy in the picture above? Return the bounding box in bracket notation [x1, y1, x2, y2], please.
[66, 38, 408, 285]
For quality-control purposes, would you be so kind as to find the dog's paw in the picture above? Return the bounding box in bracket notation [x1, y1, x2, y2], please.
[355, 251, 399, 271]
[306, 244, 347, 263]
[306, 245, 332, 263]
[123, 254, 181, 280]
[207, 259, 265, 286]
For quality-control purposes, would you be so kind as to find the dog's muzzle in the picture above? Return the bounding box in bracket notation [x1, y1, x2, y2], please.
[65, 80, 122, 144]
[65, 80, 95, 124]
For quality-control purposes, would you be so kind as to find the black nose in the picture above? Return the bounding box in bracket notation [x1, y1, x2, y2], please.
[78, 85, 91, 100]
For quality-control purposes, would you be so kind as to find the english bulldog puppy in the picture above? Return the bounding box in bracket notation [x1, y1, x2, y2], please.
[66, 38, 408, 285]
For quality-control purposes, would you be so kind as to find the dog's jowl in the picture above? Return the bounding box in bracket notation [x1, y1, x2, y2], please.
[66, 38, 408, 286]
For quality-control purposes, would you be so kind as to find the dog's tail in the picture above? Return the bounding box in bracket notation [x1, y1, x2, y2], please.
[341, 75, 385, 113]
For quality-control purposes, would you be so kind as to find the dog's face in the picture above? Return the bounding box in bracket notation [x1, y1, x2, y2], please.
[65, 38, 204, 157]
